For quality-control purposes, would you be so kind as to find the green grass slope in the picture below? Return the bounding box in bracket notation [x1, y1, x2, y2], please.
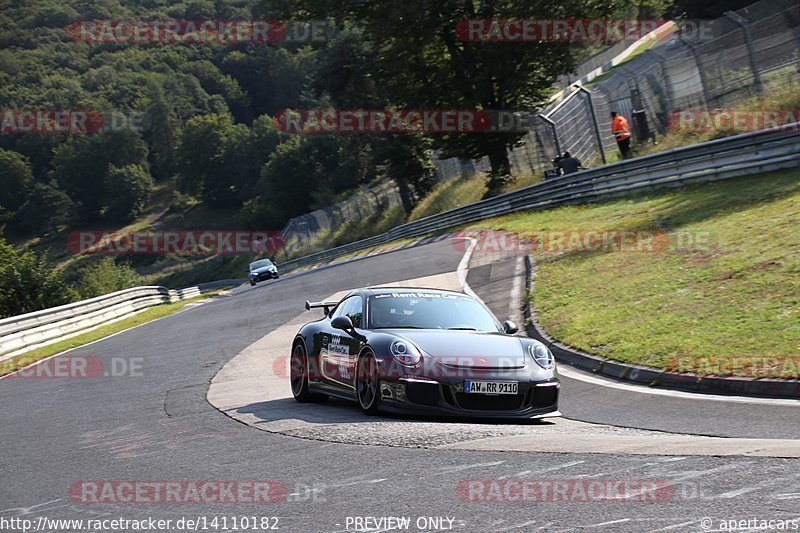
[470, 168, 799, 376]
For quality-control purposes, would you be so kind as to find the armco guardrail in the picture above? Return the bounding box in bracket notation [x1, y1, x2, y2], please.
[278, 123, 800, 273]
[0, 282, 233, 362]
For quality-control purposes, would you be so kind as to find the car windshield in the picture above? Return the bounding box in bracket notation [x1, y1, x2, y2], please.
[368, 292, 500, 331]
[249, 259, 274, 270]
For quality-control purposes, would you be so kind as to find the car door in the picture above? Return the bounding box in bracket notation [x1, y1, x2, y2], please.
[320, 295, 364, 390]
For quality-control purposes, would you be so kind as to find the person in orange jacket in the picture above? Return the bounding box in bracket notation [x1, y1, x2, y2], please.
[610, 111, 632, 159]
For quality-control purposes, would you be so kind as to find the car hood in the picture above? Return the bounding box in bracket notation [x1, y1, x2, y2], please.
[250, 266, 276, 274]
[390, 330, 526, 369]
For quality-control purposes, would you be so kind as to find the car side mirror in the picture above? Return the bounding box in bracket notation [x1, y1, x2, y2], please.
[331, 316, 354, 331]
[503, 320, 518, 334]
[331, 315, 366, 342]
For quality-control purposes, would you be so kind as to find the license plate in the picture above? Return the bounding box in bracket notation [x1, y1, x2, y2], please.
[464, 380, 518, 395]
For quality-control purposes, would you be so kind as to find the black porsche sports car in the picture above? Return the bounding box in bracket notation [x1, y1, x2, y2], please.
[290, 287, 560, 419]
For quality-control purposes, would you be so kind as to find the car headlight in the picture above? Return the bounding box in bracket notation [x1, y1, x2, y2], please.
[390, 339, 421, 366]
[528, 343, 555, 369]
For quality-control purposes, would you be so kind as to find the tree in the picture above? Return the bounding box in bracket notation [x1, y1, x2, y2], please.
[104, 164, 154, 223]
[244, 135, 364, 227]
[223, 114, 281, 202]
[177, 113, 282, 207]
[180, 61, 251, 122]
[373, 135, 436, 213]
[267, 0, 618, 196]
[9, 134, 63, 181]
[144, 82, 180, 181]
[0, 149, 33, 212]
[304, 26, 433, 210]
[52, 130, 149, 222]
[176, 113, 243, 207]
[669, 0, 753, 18]
[11, 182, 75, 235]
[220, 47, 313, 118]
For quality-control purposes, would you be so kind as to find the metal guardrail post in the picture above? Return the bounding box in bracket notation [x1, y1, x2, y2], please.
[724, 11, 764, 100]
[576, 86, 607, 164]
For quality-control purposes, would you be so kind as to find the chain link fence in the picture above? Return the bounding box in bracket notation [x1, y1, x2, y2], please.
[564, 0, 800, 163]
[279, 180, 402, 255]
[436, 0, 799, 177]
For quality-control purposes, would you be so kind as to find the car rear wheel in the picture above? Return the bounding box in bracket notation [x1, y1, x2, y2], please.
[290, 342, 326, 403]
[356, 350, 380, 415]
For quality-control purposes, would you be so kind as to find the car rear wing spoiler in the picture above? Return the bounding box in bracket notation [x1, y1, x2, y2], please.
[305, 300, 338, 315]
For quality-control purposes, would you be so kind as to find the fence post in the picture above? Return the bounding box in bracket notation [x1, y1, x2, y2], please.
[646, 48, 675, 111]
[524, 132, 537, 175]
[679, 36, 712, 107]
[576, 86, 607, 165]
[724, 11, 764, 100]
[537, 114, 561, 158]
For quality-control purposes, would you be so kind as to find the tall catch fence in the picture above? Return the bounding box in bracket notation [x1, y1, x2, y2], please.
[279, 180, 402, 255]
[438, 0, 800, 177]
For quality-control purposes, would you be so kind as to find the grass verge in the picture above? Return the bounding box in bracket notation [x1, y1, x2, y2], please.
[0, 293, 218, 377]
[635, 81, 800, 158]
[467, 168, 800, 377]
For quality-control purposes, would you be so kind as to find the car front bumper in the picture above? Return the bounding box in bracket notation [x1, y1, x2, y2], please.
[377, 373, 560, 419]
[250, 271, 278, 282]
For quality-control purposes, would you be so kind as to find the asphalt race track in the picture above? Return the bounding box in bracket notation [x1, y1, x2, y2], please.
[2, 239, 799, 533]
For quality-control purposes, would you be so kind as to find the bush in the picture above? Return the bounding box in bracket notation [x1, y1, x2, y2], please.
[0, 248, 76, 318]
[76, 257, 142, 299]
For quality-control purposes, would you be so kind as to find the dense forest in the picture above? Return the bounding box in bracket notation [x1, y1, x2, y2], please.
[1, 0, 745, 316]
